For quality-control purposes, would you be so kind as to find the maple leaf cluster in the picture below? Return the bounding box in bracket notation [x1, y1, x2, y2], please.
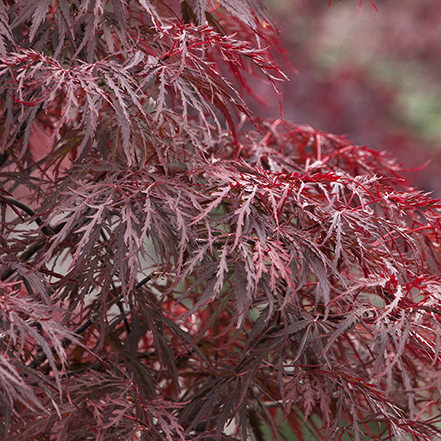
[0, 0, 440, 440]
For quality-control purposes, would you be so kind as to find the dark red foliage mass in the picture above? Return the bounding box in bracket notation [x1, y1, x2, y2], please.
[0, 1, 441, 440]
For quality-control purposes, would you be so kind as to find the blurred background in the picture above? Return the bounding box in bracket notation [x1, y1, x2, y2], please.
[253, 0, 441, 197]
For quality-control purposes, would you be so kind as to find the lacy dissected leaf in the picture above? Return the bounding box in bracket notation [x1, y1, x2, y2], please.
[1, 1, 441, 440]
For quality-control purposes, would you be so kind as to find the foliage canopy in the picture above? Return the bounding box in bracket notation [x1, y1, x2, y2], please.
[0, 0, 441, 440]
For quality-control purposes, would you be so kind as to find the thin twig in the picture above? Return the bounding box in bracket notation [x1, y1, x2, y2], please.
[27, 271, 160, 369]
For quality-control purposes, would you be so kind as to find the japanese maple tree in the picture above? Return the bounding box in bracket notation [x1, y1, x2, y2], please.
[1, 0, 441, 440]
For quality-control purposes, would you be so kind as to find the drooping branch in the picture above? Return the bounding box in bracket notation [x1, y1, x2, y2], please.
[27, 271, 160, 370]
